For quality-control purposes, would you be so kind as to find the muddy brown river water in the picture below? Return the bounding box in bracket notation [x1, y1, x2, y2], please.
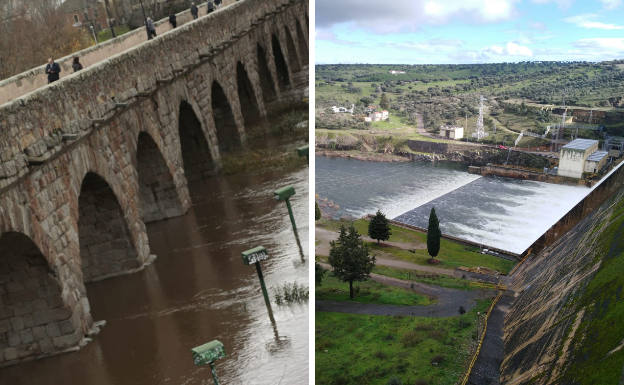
[0, 166, 309, 385]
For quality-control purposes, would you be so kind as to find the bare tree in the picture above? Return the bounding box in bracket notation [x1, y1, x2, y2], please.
[0, 0, 91, 80]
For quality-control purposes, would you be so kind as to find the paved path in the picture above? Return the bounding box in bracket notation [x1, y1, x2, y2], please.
[317, 262, 496, 317]
[316, 227, 501, 284]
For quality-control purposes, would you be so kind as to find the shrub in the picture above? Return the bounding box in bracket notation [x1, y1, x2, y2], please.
[387, 377, 402, 385]
[272, 282, 309, 305]
[430, 355, 445, 366]
[401, 331, 423, 347]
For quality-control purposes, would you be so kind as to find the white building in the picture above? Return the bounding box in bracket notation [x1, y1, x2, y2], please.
[331, 104, 354, 114]
[439, 126, 464, 140]
[389, 70, 406, 75]
[557, 139, 603, 178]
[369, 110, 389, 122]
[584, 151, 608, 174]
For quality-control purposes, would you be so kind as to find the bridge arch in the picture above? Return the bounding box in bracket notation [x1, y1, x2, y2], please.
[236, 61, 263, 131]
[271, 34, 291, 90]
[295, 19, 309, 65]
[178, 100, 216, 182]
[256, 43, 278, 105]
[283, 26, 302, 73]
[211, 81, 242, 153]
[0, 232, 82, 364]
[136, 131, 185, 223]
[78, 172, 141, 282]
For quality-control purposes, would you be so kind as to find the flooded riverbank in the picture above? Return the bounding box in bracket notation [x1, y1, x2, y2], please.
[0, 156, 309, 385]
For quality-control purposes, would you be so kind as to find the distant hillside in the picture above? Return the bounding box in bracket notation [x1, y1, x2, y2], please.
[316, 61, 624, 109]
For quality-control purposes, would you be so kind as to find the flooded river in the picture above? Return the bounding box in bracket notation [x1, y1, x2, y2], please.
[316, 155, 589, 254]
[0, 167, 309, 385]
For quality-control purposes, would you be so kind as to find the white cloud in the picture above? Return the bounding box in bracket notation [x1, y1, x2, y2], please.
[530, 0, 573, 9]
[484, 42, 533, 57]
[316, 0, 518, 33]
[600, 0, 622, 9]
[564, 14, 624, 30]
[574, 37, 624, 52]
[506, 42, 533, 56]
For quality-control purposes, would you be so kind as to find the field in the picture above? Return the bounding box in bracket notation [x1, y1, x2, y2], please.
[317, 273, 432, 306]
[317, 218, 516, 274]
[316, 62, 624, 149]
[316, 299, 492, 385]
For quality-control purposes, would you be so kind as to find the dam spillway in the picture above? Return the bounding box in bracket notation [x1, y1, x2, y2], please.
[316, 155, 589, 254]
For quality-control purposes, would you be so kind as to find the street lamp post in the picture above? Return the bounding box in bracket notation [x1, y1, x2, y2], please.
[191, 340, 226, 385]
[103, 0, 116, 38]
[89, 24, 98, 44]
[274, 186, 305, 261]
[242, 246, 273, 319]
[138, 0, 150, 39]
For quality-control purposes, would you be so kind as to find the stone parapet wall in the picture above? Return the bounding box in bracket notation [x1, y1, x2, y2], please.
[0, 0, 306, 190]
[0, 1, 235, 107]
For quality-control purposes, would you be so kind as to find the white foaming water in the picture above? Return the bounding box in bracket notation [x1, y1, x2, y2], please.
[317, 155, 591, 254]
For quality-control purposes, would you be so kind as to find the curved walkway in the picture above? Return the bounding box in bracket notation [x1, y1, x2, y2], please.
[316, 227, 502, 284]
[316, 263, 496, 317]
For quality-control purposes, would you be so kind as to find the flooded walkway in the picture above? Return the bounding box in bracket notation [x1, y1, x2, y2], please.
[0, 167, 309, 385]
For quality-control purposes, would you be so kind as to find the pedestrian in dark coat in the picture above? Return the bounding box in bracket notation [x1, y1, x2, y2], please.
[146, 17, 157, 39]
[190, 3, 198, 19]
[72, 57, 83, 72]
[215, 0, 222, 7]
[169, 12, 177, 28]
[207, 0, 215, 13]
[45, 58, 61, 83]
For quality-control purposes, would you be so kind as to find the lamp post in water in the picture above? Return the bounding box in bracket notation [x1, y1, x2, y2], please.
[191, 340, 225, 385]
[242, 246, 275, 322]
[274, 186, 305, 261]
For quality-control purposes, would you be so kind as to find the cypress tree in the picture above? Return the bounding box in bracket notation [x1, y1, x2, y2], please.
[427, 207, 441, 260]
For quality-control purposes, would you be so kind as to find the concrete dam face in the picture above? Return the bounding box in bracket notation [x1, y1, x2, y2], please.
[501, 172, 624, 383]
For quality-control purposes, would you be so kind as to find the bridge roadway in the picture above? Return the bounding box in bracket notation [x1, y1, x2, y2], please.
[0, 0, 308, 366]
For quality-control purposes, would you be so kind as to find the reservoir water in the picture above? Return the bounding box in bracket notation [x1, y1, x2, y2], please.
[316, 155, 589, 254]
[0, 166, 309, 385]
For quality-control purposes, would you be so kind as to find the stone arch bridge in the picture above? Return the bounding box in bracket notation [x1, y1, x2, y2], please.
[0, 0, 308, 365]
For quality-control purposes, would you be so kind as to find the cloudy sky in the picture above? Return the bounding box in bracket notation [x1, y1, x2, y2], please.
[316, 0, 624, 64]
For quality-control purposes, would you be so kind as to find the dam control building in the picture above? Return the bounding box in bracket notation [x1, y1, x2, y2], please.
[557, 138, 608, 178]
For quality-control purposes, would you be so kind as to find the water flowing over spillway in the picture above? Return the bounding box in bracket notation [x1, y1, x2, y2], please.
[316, 155, 589, 254]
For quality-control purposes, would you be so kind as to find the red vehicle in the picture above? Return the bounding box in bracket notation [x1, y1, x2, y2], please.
[498, 145, 508, 150]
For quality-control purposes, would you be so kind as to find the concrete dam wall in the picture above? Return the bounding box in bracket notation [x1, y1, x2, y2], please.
[501, 166, 624, 384]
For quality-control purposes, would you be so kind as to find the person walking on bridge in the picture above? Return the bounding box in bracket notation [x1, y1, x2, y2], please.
[215, 0, 222, 7]
[146, 17, 157, 39]
[45, 58, 61, 84]
[206, 0, 215, 14]
[190, 2, 199, 19]
[169, 12, 177, 28]
[72, 57, 83, 73]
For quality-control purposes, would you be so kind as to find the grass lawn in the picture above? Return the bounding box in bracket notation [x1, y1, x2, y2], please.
[316, 299, 492, 385]
[317, 274, 432, 306]
[97, 25, 131, 42]
[317, 218, 516, 274]
[372, 265, 498, 291]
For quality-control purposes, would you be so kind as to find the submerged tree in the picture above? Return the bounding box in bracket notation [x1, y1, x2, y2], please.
[368, 210, 391, 244]
[427, 207, 441, 261]
[328, 225, 376, 299]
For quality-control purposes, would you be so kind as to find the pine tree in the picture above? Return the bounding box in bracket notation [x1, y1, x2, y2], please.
[380, 93, 390, 110]
[427, 207, 441, 260]
[328, 225, 376, 299]
[315, 201, 321, 221]
[368, 210, 391, 244]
